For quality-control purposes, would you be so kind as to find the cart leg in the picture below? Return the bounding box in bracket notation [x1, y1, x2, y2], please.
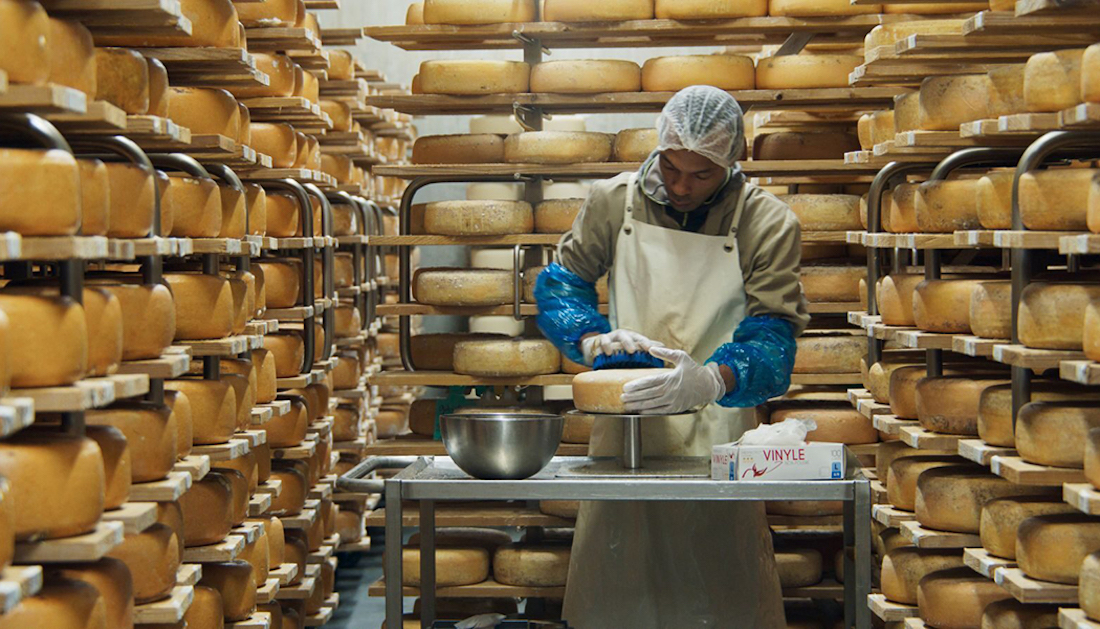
[385, 479, 403, 628]
[623, 416, 642, 469]
[843, 497, 855, 629]
[854, 480, 873, 629]
[421, 501, 436, 628]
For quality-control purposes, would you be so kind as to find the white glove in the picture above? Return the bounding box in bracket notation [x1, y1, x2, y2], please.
[580, 329, 664, 366]
[455, 613, 506, 629]
[620, 346, 727, 415]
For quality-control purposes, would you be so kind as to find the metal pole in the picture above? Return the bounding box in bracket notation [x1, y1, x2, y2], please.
[623, 416, 643, 469]
[385, 477, 403, 628]
[419, 500, 436, 628]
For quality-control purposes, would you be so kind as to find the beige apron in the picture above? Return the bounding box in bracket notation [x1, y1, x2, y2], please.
[561, 175, 785, 629]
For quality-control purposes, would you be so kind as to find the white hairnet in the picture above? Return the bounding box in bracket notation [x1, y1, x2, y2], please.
[656, 85, 745, 168]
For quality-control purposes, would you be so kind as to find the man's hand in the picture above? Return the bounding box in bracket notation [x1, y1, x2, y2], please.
[580, 329, 664, 366]
[620, 347, 726, 415]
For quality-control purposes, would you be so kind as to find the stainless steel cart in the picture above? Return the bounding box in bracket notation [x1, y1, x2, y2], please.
[340, 450, 873, 629]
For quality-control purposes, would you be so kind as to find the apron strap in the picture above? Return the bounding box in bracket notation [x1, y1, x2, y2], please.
[622, 173, 639, 235]
[723, 181, 749, 252]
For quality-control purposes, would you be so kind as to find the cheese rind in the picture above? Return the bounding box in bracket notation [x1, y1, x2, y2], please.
[782, 194, 862, 231]
[770, 0, 881, 14]
[1025, 49, 1085, 113]
[643, 55, 755, 92]
[249, 122, 298, 169]
[918, 75, 991, 131]
[1016, 402, 1100, 468]
[913, 278, 988, 333]
[410, 333, 508, 371]
[423, 0, 537, 23]
[543, 0, 654, 20]
[423, 201, 533, 236]
[915, 179, 982, 232]
[977, 169, 1015, 230]
[753, 131, 859, 160]
[166, 87, 240, 140]
[493, 545, 570, 586]
[48, 19, 96, 97]
[412, 134, 506, 164]
[0, 0, 49, 86]
[1017, 514, 1100, 584]
[0, 149, 81, 236]
[1081, 550, 1100, 620]
[402, 547, 490, 586]
[978, 383, 1100, 447]
[453, 338, 561, 377]
[880, 548, 965, 604]
[1019, 282, 1100, 350]
[420, 60, 530, 95]
[414, 268, 513, 306]
[886, 455, 965, 511]
[917, 568, 1012, 629]
[877, 274, 923, 327]
[573, 369, 669, 414]
[95, 48, 150, 115]
[504, 132, 612, 164]
[531, 59, 641, 93]
[164, 273, 234, 341]
[164, 379, 236, 445]
[77, 160, 109, 236]
[775, 549, 823, 588]
[980, 496, 1076, 560]
[1019, 168, 1097, 231]
[770, 407, 877, 444]
[87, 404, 176, 483]
[916, 376, 1010, 436]
[535, 199, 583, 233]
[655, 0, 767, 18]
[756, 55, 863, 89]
[0, 293, 87, 387]
[1085, 44, 1100, 104]
[106, 523, 179, 603]
[800, 265, 864, 302]
[969, 280, 1012, 340]
[613, 129, 658, 162]
[793, 335, 863, 374]
[916, 466, 1048, 533]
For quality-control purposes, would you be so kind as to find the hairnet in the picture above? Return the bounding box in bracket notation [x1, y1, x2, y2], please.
[656, 85, 745, 168]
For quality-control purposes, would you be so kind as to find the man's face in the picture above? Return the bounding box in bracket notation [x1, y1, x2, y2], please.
[657, 149, 727, 213]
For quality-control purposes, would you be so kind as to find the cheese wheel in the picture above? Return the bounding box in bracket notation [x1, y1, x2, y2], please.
[327, 50, 354, 81]
[320, 154, 356, 184]
[753, 131, 860, 161]
[409, 400, 438, 437]
[332, 406, 360, 442]
[493, 545, 570, 586]
[217, 186, 246, 241]
[106, 522, 179, 603]
[102, 162, 155, 238]
[174, 586, 223, 629]
[166, 87, 240, 139]
[262, 397, 308, 448]
[422, 0, 536, 23]
[1082, 550, 1100, 620]
[407, 1, 425, 23]
[1016, 401, 1100, 468]
[877, 274, 923, 327]
[263, 516, 285, 567]
[163, 273, 233, 340]
[1088, 299, 1100, 362]
[164, 175, 222, 238]
[164, 389, 192, 460]
[866, 354, 925, 404]
[232, 53, 297, 98]
[857, 111, 895, 149]
[261, 334, 305, 378]
[270, 461, 309, 516]
[864, 20, 964, 56]
[402, 547, 490, 586]
[0, 577, 107, 629]
[775, 549, 823, 588]
[453, 338, 560, 376]
[332, 203, 358, 236]
[1084, 44, 1100, 105]
[980, 496, 1076, 560]
[200, 561, 256, 621]
[423, 200, 533, 236]
[756, 55, 862, 89]
[543, 0, 653, 20]
[800, 266, 863, 302]
[573, 369, 669, 414]
[881, 548, 965, 604]
[531, 59, 641, 94]
[915, 179, 982, 232]
[781, 194, 862, 231]
[975, 168, 1014, 230]
[0, 148, 81, 236]
[413, 268, 513, 306]
[0, 293, 86, 387]
[247, 348, 277, 403]
[1024, 49, 1084, 113]
[412, 134, 505, 165]
[769, 0, 881, 14]
[504, 131, 612, 164]
[410, 333, 508, 371]
[913, 278, 988, 333]
[55, 559, 133, 629]
[254, 259, 301, 309]
[642, 55, 755, 92]
[890, 365, 929, 419]
[419, 60, 529, 95]
[331, 352, 361, 389]
[84, 426, 131, 510]
[264, 192, 300, 238]
[987, 63, 1027, 119]
[376, 408, 409, 439]
[236, 0, 297, 25]
[770, 407, 877, 444]
[0, 0, 49, 85]
[77, 160, 109, 236]
[894, 92, 921, 134]
[1019, 168, 1097, 231]
[918, 74, 991, 131]
[97, 0, 240, 48]
[563, 409, 593, 442]
[916, 376, 1010, 436]
[334, 304, 362, 338]
[969, 280, 1012, 340]
[95, 48, 150, 114]
[1018, 514, 1100, 584]
[147, 58, 169, 119]
[655, 0, 767, 17]
[886, 455, 966, 511]
[1019, 282, 1100, 350]
[48, 19, 96, 97]
[916, 466, 1045, 533]
[876, 441, 950, 485]
[534, 199, 582, 233]
[320, 99, 353, 132]
[179, 472, 235, 546]
[979, 383, 1100, 448]
[613, 128, 657, 163]
[165, 379, 236, 445]
[223, 372, 254, 431]
[87, 404, 176, 483]
[793, 335, 863, 374]
[539, 501, 579, 519]
[88, 281, 175, 361]
[249, 123, 297, 168]
[883, 182, 919, 233]
[917, 568, 1012, 628]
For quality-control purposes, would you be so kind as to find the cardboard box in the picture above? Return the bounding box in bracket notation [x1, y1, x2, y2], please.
[711, 442, 845, 481]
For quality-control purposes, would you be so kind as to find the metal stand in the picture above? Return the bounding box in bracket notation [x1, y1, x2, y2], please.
[564, 410, 697, 472]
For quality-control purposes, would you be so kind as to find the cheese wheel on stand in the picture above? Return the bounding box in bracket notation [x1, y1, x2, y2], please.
[884, 182, 919, 233]
[76, 160, 109, 236]
[970, 280, 1012, 339]
[769, 0, 882, 15]
[753, 131, 860, 160]
[493, 545, 570, 586]
[770, 406, 876, 444]
[200, 561, 257, 620]
[1087, 298, 1100, 362]
[1019, 168, 1097, 231]
[756, 55, 863, 89]
[166, 87, 241, 139]
[573, 369, 668, 414]
[543, 0, 654, 20]
[0, 149, 82, 236]
[164, 175, 222, 237]
[613, 129, 658, 162]
[87, 403, 176, 483]
[978, 382, 1100, 447]
[793, 335, 863, 374]
[0, 0, 49, 86]
[980, 496, 1077, 559]
[800, 265, 864, 302]
[250, 123, 298, 168]
[781, 194, 862, 231]
[535, 199, 583, 233]
[1025, 49, 1085, 113]
[412, 134, 505, 164]
[1080, 550, 1100, 620]
[0, 577, 108, 629]
[414, 268, 513, 306]
[83, 426, 131, 510]
[877, 274, 923, 326]
[103, 162, 155, 238]
[642, 55, 755, 92]
[1019, 282, 1100, 350]
[106, 522, 179, 603]
[164, 379, 236, 445]
[54, 558, 134, 629]
[453, 338, 560, 377]
[419, 60, 529, 95]
[504, 132, 612, 164]
[163, 273, 234, 340]
[0, 293, 86, 387]
[164, 389, 193, 460]
[48, 19, 96, 97]
[410, 333, 508, 371]
[886, 455, 966, 511]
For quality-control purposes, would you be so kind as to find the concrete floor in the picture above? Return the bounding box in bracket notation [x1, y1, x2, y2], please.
[329, 549, 388, 629]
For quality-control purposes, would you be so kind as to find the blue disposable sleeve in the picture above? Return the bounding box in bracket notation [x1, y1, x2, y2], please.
[705, 316, 797, 408]
[534, 263, 611, 365]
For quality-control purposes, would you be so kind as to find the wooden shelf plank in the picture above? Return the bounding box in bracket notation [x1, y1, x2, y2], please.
[898, 425, 964, 451]
[367, 577, 564, 599]
[1060, 234, 1100, 255]
[101, 502, 158, 536]
[0, 566, 43, 615]
[991, 456, 1086, 486]
[868, 593, 919, 622]
[1061, 360, 1100, 386]
[963, 547, 1016, 579]
[192, 437, 251, 461]
[174, 455, 210, 482]
[115, 351, 190, 379]
[993, 344, 1085, 373]
[227, 611, 273, 629]
[1064, 483, 1100, 515]
[256, 577, 280, 605]
[953, 335, 1002, 358]
[129, 471, 192, 502]
[872, 504, 916, 528]
[1060, 608, 1100, 629]
[14, 521, 124, 564]
[181, 534, 244, 563]
[900, 520, 980, 549]
[996, 567, 1077, 604]
[177, 563, 202, 587]
[896, 330, 956, 350]
[957, 439, 1016, 466]
[133, 585, 193, 624]
[249, 493, 273, 517]
[269, 563, 298, 586]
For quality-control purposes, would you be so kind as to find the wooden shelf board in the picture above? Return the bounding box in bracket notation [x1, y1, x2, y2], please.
[102, 501, 159, 536]
[872, 504, 916, 528]
[957, 439, 1016, 466]
[963, 547, 1016, 579]
[964, 9, 1100, 35]
[991, 455, 1086, 486]
[115, 351, 190, 379]
[992, 345, 1084, 373]
[303, 605, 335, 627]
[994, 230, 1086, 249]
[269, 563, 298, 586]
[180, 334, 262, 357]
[276, 576, 317, 601]
[868, 593, 919, 622]
[953, 335, 1002, 358]
[1060, 608, 1100, 629]
[1064, 483, 1100, 515]
[133, 585, 193, 625]
[192, 437, 251, 461]
[177, 563, 202, 587]
[898, 425, 964, 451]
[1061, 360, 1100, 386]
[874, 415, 915, 437]
[0, 84, 87, 115]
[900, 520, 981, 549]
[1060, 233, 1100, 255]
[856, 398, 892, 419]
[996, 567, 1078, 604]
[256, 577, 280, 605]
[181, 534, 245, 563]
[129, 471, 193, 502]
[272, 439, 318, 461]
[227, 611, 273, 629]
[174, 455, 210, 482]
[0, 398, 34, 439]
[256, 479, 283, 498]
[895, 330, 956, 350]
[14, 521, 124, 564]
[249, 493, 272, 517]
[0, 566, 42, 615]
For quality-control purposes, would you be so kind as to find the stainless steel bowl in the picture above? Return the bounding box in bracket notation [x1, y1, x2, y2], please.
[440, 411, 564, 480]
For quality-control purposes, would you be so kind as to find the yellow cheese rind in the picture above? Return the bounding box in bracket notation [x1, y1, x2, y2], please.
[881, 547, 965, 605]
[980, 383, 1100, 448]
[1016, 401, 1100, 468]
[492, 545, 570, 586]
[655, 0, 767, 18]
[886, 454, 965, 510]
[0, 149, 81, 236]
[531, 60, 641, 93]
[1024, 49, 1084, 113]
[918, 74, 991, 131]
[572, 369, 669, 414]
[1017, 514, 1100, 584]
[48, 19, 96, 97]
[770, 407, 877, 444]
[978, 169, 1015, 230]
[916, 466, 1049, 534]
[104, 162, 155, 238]
[535, 199, 583, 233]
[413, 268, 514, 307]
[800, 265, 864, 303]
[543, 0, 654, 21]
[793, 335, 863, 374]
[913, 278, 986, 334]
[166, 87, 240, 139]
[453, 338, 561, 377]
[980, 496, 1077, 560]
[917, 568, 1012, 628]
[504, 131, 612, 164]
[1084, 44, 1100, 104]
[756, 55, 862, 89]
[77, 159, 109, 236]
[410, 333, 509, 371]
[0, 0, 49, 86]
[249, 123, 298, 169]
[916, 376, 1009, 436]
[419, 60, 530, 95]
[1019, 282, 1100, 350]
[402, 547, 490, 587]
[0, 293, 87, 387]
[914, 179, 982, 232]
[1018, 168, 1097, 231]
[970, 280, 1012, 340]
[769, 0, 881, 14]
[95, 47, 150, 115]
[642, 55, 755, 92]
[412, 134, 506, 165]
[422, 201, 534, 236]
[781, 194, 862, 231]
[164, 273, 234, 341]
[613, 128, 658, 162]
[1081, 550, 1100, 619]
[877, 274, 923, 327]
[423, 0, 537, 23]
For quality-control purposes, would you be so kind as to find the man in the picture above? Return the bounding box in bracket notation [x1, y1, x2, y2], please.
[535, 85, 810, 627]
